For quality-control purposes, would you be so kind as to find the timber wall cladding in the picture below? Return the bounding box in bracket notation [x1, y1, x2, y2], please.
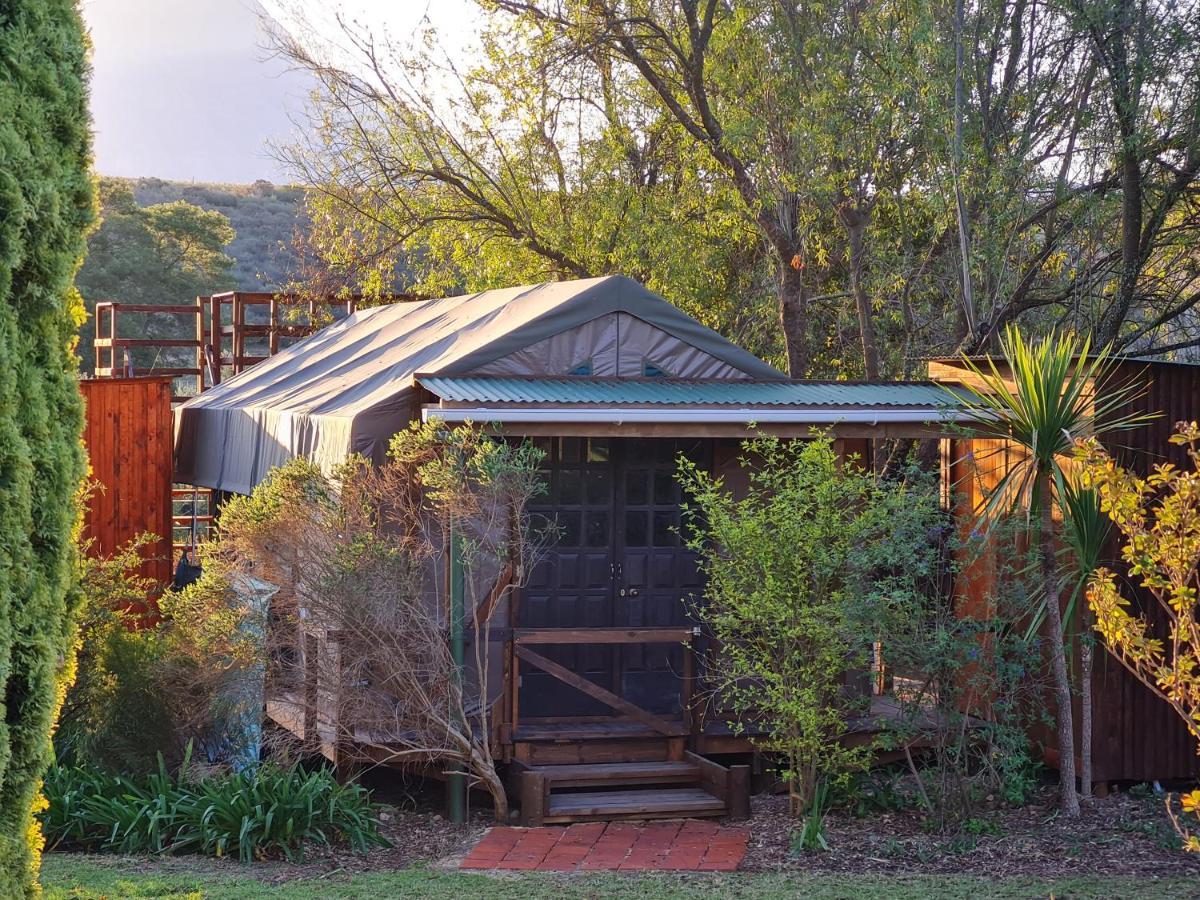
[79, 376, 174, 595]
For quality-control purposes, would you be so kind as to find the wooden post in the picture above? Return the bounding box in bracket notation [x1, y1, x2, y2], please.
[303, 631, 318, 744]
[519, 770, 546, 826]
[727, 764, 752, 820]
[269, 296, 279, 356]
[196, 296, 208, 391]
[209, 293, 222, 385]
[447, 521, 467, 823]
[108, 304, 120, 376]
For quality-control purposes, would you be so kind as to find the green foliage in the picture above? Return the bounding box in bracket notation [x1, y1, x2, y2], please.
[75, 178, 236, 372]
[873, 519, 1047, 828]
[678, 435, 941, 812]
[54, 535, 174, 774]
[791, 780, 831, 853]
[128, 177, 306, 289]
[0, 0, 95, 891]
[57, 531, 267, 776]
[40, 753, 388, 862]
[830, 769, 918, 818]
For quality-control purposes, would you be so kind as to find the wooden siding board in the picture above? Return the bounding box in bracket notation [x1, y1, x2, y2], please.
[80, 377, 174, 609]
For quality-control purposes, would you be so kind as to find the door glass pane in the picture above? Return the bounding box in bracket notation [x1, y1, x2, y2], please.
[557, 512, 581, 546]
[585, 511, 610, 547]
[560, 437, 582, 463]
[586, 468, 611, 504]
[625, 511, 648, 547]
[653, 511, 676, 546]
[587, 438, 610, 463]
[559, 469, 582, 505]
[625, 469, 648, 506]
[653, 469, 676, 505]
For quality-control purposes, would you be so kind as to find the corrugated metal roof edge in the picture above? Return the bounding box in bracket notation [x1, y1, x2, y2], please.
[417, 372, 955, 387]
[416, 375, 969, 408]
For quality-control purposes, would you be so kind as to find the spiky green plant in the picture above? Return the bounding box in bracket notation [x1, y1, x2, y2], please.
[950, 325, 1146, 817]
[1059, 479, 1112, 800]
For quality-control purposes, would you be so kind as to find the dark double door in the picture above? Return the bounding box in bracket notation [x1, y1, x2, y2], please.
[518, 437, 708, 719]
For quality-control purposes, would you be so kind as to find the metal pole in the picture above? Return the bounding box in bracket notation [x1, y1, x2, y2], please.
[448, 518, 467, 823]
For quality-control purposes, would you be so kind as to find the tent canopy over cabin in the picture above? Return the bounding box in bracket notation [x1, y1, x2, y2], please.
[174, 276, 963, 494]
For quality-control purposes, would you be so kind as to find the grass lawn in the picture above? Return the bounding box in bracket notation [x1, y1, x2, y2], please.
[41, 854, 1200, 899]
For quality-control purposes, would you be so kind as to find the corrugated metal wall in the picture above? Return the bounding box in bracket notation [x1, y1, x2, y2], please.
[80, 377, 174, 607]
[1092, 361, 1200, 783]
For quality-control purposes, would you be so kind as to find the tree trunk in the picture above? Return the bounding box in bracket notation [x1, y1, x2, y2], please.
[1095, 0, 1143, 346]
[840, 206, 881, 380]
[1039, 476, 1081, 816]
[1080, 625, 1094, 801]
[779, 262, 809, 377]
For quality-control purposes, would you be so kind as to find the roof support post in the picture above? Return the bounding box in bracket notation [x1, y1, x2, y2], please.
[447, 519, 467, 824]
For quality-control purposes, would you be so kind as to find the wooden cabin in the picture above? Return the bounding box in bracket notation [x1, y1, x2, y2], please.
[930, 356, 1200, 790]
[173, 276, 965, 823]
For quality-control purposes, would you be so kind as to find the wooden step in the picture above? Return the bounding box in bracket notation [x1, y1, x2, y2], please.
[545, 787, 725, 822]
[512, 720, 684, 741]
[531, 760, 700, 788]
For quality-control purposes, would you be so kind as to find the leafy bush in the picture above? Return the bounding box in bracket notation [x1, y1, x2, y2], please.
[55, 535, 175, 773]
[678, 434, 944, 814]
[872, 517, 1048, 829]
[40, 752, 389, 862]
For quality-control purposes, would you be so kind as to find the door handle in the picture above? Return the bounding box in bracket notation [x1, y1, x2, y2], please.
[629, 588, 640, 597]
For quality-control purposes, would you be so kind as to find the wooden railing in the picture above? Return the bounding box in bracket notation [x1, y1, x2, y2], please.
[509, 626, 699, 739]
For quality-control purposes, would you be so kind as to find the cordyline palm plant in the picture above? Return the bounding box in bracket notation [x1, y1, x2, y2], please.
[1058, 479, 1111, 801]
[950, 325, 1145, 816]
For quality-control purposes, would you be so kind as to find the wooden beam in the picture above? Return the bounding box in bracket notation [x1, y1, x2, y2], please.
[514, 627, 694, 645]
[473, 562, 513, 626]
[513, 645, 680, 736]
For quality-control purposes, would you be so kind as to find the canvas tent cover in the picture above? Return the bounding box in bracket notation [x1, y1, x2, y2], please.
[174, 276, 783, 493]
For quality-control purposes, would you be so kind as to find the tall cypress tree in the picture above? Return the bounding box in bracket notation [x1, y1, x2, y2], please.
[0, 1, 95, 892]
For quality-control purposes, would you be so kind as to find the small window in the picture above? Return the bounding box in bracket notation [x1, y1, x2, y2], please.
[568, 359, 593, 376]
[643, 360, 669, 377]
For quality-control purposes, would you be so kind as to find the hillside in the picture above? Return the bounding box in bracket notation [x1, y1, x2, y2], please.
[128, 177, 307, 289]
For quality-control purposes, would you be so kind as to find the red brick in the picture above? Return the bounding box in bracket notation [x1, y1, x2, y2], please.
[678, 820, 721, 838]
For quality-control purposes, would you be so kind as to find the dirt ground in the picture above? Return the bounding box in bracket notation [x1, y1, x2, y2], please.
[743, 786, 1200, 877]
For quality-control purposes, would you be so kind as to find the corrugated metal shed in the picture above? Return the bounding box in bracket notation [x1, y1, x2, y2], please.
[420, 376, 966, 408]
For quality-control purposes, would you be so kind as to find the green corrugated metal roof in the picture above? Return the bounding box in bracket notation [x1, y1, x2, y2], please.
[419, 376, 965, 408]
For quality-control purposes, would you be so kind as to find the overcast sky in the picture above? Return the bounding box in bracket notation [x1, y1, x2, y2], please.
[82, 0, 473, 183]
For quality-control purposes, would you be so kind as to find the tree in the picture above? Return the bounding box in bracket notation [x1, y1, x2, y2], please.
[0, 0, 95, 892]
[1078, 422, 1200, 848]
[677, 435, 942, 814]
[278, 1, 1200, 374]
[952, 327, 1143, 815]
[75, 179, 236, 373]
[275, 14, 780, 363]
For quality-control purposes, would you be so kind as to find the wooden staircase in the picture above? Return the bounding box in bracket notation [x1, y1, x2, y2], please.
[512, 722, 749, 825]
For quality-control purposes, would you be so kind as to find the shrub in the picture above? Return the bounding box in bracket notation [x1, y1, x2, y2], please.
[0, 0, 96, 891]
[40, 752, 388, 862]
[678, 434, 944, 814]
[873, 518, 1047, 829]
[1079, 422, 1200, 851]
[55, 535, 175, 774]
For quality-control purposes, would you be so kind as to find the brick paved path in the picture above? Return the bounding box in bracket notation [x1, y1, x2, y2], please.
[460, 820, 749, 872]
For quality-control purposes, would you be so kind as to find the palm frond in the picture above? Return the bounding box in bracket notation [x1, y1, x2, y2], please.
[947, 325, 1153, 525]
